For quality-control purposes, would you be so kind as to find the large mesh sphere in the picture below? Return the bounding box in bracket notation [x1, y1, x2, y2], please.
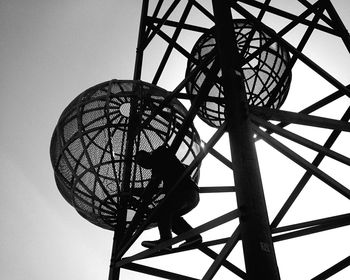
[186, 19, 292, 127]
[50, 80, 201, 230]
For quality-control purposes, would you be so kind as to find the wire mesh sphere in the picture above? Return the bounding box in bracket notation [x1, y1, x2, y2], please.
[186, 19, 292, 127]
[50, 80, 201, 231]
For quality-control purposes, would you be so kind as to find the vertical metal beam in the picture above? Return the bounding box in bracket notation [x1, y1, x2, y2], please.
[211, 1, 280, 279]
[109, 2, 150, 278]
[108, 231, 121, 280]
[133, 0, 149, 80]
[108, 83, 140, 280]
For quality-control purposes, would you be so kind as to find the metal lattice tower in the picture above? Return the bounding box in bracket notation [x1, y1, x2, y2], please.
[51, 0, 350, 279]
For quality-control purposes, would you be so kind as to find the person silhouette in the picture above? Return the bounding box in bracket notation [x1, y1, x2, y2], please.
[135, 145, 202, 249]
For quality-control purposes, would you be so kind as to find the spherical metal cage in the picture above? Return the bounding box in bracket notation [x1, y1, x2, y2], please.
[186, 19, 292, 127]
[50, 80, 201, 230]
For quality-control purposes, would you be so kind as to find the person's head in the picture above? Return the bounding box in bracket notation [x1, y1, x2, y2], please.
[135, 150, 153, 169]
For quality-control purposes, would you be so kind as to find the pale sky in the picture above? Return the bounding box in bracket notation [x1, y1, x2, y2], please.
[1, 1, 350, 279]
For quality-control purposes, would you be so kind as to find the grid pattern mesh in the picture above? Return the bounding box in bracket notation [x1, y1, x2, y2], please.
[186, 19, 292, 127]
[50, 80, 201, 230]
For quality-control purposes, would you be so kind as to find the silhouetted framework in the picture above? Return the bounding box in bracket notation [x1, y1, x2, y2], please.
[51, 0, 350, 279]
[109, 0, 350, 279]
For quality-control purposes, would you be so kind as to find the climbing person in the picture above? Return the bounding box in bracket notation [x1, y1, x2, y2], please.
[135, 145, 202, 250]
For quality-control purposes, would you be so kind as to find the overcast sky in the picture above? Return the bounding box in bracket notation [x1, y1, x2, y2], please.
[1, 1, 350, 279]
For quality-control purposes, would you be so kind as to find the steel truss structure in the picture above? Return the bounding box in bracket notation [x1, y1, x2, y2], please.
[106, 0, 350, 279]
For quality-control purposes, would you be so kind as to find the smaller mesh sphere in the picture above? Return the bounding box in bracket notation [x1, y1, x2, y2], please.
[50, 80, 201, 230]
[186, 19, 292, 127]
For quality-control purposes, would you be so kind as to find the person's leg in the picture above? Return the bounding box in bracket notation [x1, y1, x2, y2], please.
[141, 199, 174, 249]
[141, 186, 200, 249]
[158, 215, 172, 241]
[172, 216, 192, 234]
[171, 189, 202, 247]
[172, 215, 202, 247]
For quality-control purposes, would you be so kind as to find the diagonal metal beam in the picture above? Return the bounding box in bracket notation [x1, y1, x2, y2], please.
[143, 0, 181, 48]
[297, 0, 334, 28]
[272, 213, 350, 235]
[278, 89, 345, 124]
[135, 50, 216, 137]
[237, 0, 336, 35]
[123, 263, 199, 280]
[324, 0, 350, 53]
[199, 246, 246, 279]
[170, 60, 221, 153]
[147, 23, 194, 62]
[207, 145, 233, 170]
[311, 255, 350, 280]
[267, 2, 325, 107]
[252, 124, 350, 199]
[256, 86, 348, 143]
[190, 0, 215, 22]
[242, 0, 322, 69]
[250, 106, 350, 132]
[128, 235, 246, 279]
[144, 0, 163, 39]
[271, 106, 350, 228]
[231, 1, 350, 98]
[240, 0, 272, 58]
[199, 186, 236, 193]
[152, 1, 193, 84]
[116, 209, 240, 266]
[150, 17, 209, 33]
[202, 226, 242, 280]
[272, 214, 350, 242]
[251, 114, 350, 166]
